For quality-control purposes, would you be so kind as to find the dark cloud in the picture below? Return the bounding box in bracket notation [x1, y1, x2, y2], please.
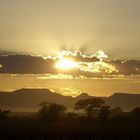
[0, 55, 56, 74]
[0, 54, 99, 75]
[108, 60, 140, 75]
[0, 54, 140, 76]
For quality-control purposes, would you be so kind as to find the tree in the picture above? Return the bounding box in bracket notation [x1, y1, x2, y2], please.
[39, 101, 67, 120]
[75, 98, 105, 119]
[110, 107, 123, 117]
[0, 108, 10, 121]
[99, 106, 111, 122]
[47, 103, 67, 119]
[39, 101, 49, 120]
[131, 107, 140, 118]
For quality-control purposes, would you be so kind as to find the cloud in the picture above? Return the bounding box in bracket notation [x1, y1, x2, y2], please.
[108, 59, 140, 75]
[59, 87, 81, 97]
[77, 61, 118, 74]
[0, 51, 140, 77]
[37, 74, 73, 80]
[57, 50, 99, 62]
[0, 55, 56, 74]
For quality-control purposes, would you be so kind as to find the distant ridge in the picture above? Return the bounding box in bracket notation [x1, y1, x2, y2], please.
[105, 92, 140, 111]
[0, 88, 74, 111]
[0, 89, 139, 111]
[75, 93, 92, 100]
[110, 92, 140, 97]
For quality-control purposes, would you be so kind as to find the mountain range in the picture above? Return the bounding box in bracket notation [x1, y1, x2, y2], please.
[0, 88, 140, 111]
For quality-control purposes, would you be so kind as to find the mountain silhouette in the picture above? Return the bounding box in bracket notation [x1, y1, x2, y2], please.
[105, 93, 140, 111]
[0, 88, 74, 111]
[75, 93, 92, 101]
[0, 89, 139, 111]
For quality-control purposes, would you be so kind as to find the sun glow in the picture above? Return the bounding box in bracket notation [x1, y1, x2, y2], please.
[55, 58, 77, 70]
[54, 50, 118, 74]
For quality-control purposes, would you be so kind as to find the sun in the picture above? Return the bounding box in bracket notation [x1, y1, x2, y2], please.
[55, 58, 76, 70]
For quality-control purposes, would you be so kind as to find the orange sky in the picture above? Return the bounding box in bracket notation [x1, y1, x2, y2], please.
[0, 0, 140, 97]
[0, 0, 140, 58]
[0, 74, 139, 97]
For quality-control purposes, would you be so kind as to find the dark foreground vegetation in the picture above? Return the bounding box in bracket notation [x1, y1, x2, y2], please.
[0, 98, 140, 140]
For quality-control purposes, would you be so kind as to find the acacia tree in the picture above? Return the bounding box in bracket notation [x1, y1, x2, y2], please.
[39, 101, 67, 120]
[75, 98, 105, 119]
[39, 101, 49, 120]
[131, 107, 140, 118]
[99, 106, 111, 121]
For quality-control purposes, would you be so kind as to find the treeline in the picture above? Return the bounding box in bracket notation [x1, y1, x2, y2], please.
[0, 97, 140, 124]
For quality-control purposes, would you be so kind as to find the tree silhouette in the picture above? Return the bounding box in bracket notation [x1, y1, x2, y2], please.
[39, 101, 49, 120]
[131, 107, 140, 118]
[75, 98, 105, 119]
[99, 106, 111, 122]
[39, 101, 67, 120]
[110, 107, 123, 117]
[47, 103, 67, 119]
[0, 108, 10, 121]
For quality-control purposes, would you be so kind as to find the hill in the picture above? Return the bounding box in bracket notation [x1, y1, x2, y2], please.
[0, 88, 74, 111]
[0, 89, 139, 111]
[105, 93, 140, 111]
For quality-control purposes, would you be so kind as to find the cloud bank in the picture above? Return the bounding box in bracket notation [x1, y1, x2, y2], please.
[0, 51, 139, 77]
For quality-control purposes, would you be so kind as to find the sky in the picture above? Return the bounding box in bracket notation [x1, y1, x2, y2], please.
[0, 0, 140, 96]
[0, 74, 140, 97]
[0, 0, 140, 58]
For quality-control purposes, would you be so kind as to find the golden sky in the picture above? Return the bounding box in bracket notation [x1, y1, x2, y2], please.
[0, 74, 140, 97]
[0, 0, 140, 58]
[0, 0, 140, 96]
